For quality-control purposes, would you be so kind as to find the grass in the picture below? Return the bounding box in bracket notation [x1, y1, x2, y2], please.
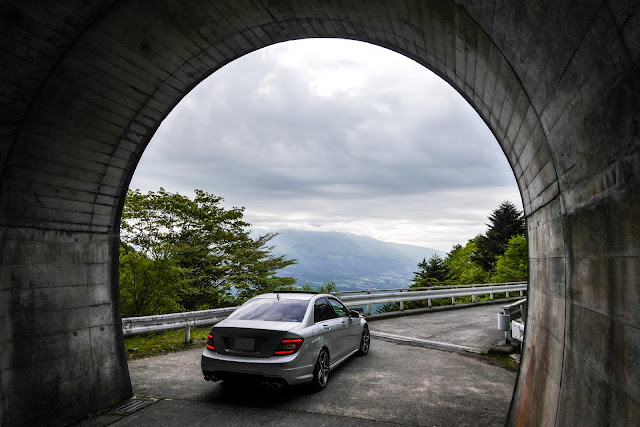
[124, 325, 212, 360]
[481, 352, 520, 370]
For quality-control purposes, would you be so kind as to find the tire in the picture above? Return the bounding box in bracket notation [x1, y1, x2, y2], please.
[310, 348, 330, 392]
[357, 326, 370, 356]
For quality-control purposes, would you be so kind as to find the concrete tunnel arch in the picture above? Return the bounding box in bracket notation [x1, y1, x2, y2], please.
[0, 1, 638, 425]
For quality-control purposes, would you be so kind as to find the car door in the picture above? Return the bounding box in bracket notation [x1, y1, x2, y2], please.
[314, 297, 347, 360]
[327, 297, 361, 354]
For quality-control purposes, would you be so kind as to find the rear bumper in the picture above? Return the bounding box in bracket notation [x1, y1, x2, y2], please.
[201, 347, 315, 385]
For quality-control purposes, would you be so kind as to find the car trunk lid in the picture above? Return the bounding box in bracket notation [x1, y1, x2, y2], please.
[212, 320, 300, 358]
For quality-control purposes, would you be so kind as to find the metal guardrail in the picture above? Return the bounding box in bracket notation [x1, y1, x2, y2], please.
[339, 281, 527, 314]
[498, 297, 527, 347]
[122, 282, 527, 342]
[336, 281, 526, 294]
[122, 306, 237, 342]
[340, 283, 526, 305]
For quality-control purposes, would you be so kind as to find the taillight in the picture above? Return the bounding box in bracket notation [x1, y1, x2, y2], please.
[206, 334, 215, 350]
[274, 338, 304, 355]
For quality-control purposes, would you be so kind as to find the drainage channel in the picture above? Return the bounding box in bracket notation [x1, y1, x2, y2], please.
[107, 397, 159, 416]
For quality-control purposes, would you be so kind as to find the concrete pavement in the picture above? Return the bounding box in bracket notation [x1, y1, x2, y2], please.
[80, 304, 516, 426]
[368, 302, 509, 350]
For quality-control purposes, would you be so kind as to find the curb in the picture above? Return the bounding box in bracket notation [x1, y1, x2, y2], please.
[370, 331, 485, 354]
[363, 297, 524, 322]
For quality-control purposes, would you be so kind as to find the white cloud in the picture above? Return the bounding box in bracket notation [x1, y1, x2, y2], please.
[131, 39, 522, 252]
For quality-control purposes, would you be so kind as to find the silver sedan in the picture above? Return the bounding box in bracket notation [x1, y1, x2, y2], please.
[201, 291, 370, 391]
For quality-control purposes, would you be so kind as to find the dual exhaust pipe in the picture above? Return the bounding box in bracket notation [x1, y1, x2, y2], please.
[260, 381, 283, 390]
[203, 375, 283, 390]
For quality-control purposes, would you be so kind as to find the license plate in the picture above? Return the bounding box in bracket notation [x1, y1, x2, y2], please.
[235, 338, 255, 351]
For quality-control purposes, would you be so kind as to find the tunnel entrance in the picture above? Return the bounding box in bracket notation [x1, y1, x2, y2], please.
[120, 38, 523, 425]
[1, 2, 638, 426]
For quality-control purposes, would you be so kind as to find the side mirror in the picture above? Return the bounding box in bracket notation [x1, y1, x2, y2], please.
[350, 310, 361, 318]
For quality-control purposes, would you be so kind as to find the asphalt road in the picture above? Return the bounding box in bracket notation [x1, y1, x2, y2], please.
[369, 302, 509, 350]
[81, 303, 517, 426]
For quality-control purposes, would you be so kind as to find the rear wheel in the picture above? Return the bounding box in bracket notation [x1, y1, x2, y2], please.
[357, 326, 370, 356]
[310, 348, 330, 392]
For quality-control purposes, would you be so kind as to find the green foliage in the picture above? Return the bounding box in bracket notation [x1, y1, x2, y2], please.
[300, 280, 339, 294]
[481, 352, 520, 370]
[119, 245, 184, 317]
[406, 254, 448, 309]
[407, 201, 527, 304]
[412, 254, 447, 287]
[318, 281, 339, 294]
[119, 188, 296, 316]
[444, 240, 488, 285]
[491, 234, 528, 283]
[473, 201, 525, 271]
[375, 302, 400, 313]
[124, 326, 212, 360]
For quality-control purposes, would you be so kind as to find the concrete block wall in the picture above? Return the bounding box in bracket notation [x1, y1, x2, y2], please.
[0, 227, 131, 424]
[0, 0, 637, 425]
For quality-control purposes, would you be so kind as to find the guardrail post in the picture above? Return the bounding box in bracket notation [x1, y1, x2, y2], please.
[399, 289, 405, 311]
[367, 290, 371, 315]
[185, 325, 191, 343]
[472, 295, 476, 302]
[451, 297, 455, 305]
[520, 290, 523, 296]
[490, 293, 494, 300]
[428, 298, 432, 308]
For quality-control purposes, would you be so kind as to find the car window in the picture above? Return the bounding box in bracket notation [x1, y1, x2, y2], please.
[328, 298, 349, 317]
[228, 299, 308, 322]
[314, 297, 338, 322]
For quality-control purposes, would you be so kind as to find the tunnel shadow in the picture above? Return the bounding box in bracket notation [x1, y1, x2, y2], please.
[199, 356, 358, 408]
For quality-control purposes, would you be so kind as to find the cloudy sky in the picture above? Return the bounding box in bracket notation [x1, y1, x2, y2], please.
[130, 39, 522, 252]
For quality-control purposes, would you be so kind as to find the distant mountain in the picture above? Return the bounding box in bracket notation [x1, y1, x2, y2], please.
[264, 229, 445, 292]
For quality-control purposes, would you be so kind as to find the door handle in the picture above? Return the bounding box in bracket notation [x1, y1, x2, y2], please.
[322, 324, 330, 330]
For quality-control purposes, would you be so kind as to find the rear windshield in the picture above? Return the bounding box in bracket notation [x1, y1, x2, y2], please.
[228, 299, 309, 322]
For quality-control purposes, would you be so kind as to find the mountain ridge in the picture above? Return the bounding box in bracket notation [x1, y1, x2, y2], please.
[264, 229, 444, 291]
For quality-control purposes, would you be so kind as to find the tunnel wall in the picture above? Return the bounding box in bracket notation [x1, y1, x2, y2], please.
[0, 1, 638, 425]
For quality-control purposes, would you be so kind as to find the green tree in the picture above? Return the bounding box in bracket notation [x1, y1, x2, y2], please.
[411, 254, 447, 287]
[473, 201, 525, 271]
[444, 240, 487, 285]
[405, 254, 447, 309]
[491, 234, 528, 283]
[119, 245, 184, 316]
[300, 280, 339, 294]
[120, 188, 297, 315]
[318, 281, 339, 294]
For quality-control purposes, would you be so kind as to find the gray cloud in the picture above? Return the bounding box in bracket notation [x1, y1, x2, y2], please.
[131, 39, 522, 251]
